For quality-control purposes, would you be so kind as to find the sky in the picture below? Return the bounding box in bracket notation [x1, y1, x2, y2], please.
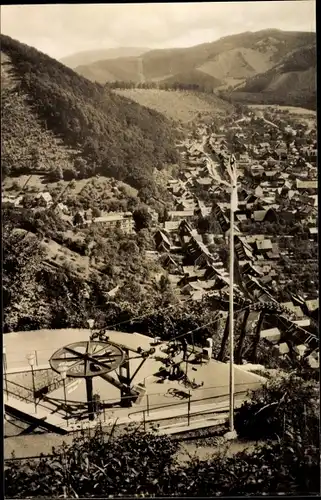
[1, 1, 316, 60]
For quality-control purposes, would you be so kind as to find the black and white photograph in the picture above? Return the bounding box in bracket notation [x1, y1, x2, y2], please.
[2, 1, 319, 497]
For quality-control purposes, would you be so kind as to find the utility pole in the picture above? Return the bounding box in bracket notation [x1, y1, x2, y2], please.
[226, 154, 238, 440]
[207, 149, 239, 440]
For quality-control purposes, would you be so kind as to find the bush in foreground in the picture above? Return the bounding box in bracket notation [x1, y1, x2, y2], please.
[5, 415, 320, 498]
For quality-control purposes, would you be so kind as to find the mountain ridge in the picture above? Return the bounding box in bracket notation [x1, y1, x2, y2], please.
[60, 47, 150, 69]
[74, 29, 316, 92]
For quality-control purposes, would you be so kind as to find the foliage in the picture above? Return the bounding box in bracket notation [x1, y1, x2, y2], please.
[4, 425, 178, 498]
[1, 34, 180, 191]
[5, 416, 320, 498]
[234, 373, 319, 442]
[133, 207, 152, 231]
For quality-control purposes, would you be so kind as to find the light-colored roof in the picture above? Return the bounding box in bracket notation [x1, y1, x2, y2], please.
[164, 221, 180, 232]
[305, 299, 319, 312]
[196, 177, 212, 185]
[260, 328, 281, 341]
[253, 210, 267, 222]
[169, 210, 194, 218]
[36, 192, 52, 202]
[256, 239, 273, 250]
[86, 213, 132, 223]
[296, 179, 317, 189]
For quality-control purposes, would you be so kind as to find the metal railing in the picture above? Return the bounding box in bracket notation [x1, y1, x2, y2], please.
[4, 379, 67, 419]
[4, 369, 263, 430]
[127, 388, 250, 431]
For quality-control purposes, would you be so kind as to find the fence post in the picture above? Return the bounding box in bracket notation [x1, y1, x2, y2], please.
[143, 410, 146, 432]
[103, 405, 106, 423]
[187, 391, 191, 427]
[147, 395, 150, 416]
[34, 350, 38, 367]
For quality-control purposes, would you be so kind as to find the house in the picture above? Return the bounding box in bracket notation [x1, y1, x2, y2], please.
[84, 212, 134, 234]
[250, 164, 264, 177]
[164, 221, 180, 233]
[241, 262, 263, 277]
[168, 210, 194, 221]
[234, 236, 254, 261]
[275, 343, 290, 355]
[236, 213, 248, 223]
[260, 328, 281, 343]
[36, 191, 53, 207]
[254, 185, 264, 198]
[255, 239, 273, 254]
[306, 350, 319, 369]
[55, 203, 69, 215]
[178, 219, 193, 237]
[148, 208, 159, 224]
[281, 302, 304, 319]
[253, 208, 278, 223]
[296, 179, 317, 191]
[2, 195, 23, 207]
[245, 194, 259, 209]
[181, 282, 207, 300]
[182, 266, 206, 280]
[154, 230, 171, 252]
[196, 177, 212, 187]
[308, 195, 318, 207]
[162, 254, 182, 272]
[308, 227, 318, 240]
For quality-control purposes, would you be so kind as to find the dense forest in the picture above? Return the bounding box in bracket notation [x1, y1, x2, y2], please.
[1, 34, 180, 191]
[105, 79, 220, 93]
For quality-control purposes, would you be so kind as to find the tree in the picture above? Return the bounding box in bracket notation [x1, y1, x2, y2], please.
[234, 373, 319, 442]
[92, 207, 101, 218]
[73, 212, 84, 227]
[74, 157, 89, 179]
[133, 207, 152, 232]
[3, 222, 48, 332]
[50, 165, 63, 181]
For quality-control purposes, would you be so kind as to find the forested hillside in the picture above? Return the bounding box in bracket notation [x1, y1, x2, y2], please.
[1, 35, 180, 192]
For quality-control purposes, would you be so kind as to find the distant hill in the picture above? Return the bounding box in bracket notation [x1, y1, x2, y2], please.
[74, 29, 316, 90]
[60, 47, 149, 69]
[230, 44, 316, 110]
[77, 56, 145, 84]
[1, 35, 179, 192]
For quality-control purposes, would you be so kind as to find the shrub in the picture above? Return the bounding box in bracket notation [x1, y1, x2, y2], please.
[235, 373, 319, 442]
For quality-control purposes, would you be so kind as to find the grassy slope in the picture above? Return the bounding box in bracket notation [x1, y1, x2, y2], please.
[1, 34, 179, 191]
[114, 89, 234, 123]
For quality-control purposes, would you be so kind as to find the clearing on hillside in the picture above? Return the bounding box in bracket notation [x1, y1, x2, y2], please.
[114, 89, 234, 123]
